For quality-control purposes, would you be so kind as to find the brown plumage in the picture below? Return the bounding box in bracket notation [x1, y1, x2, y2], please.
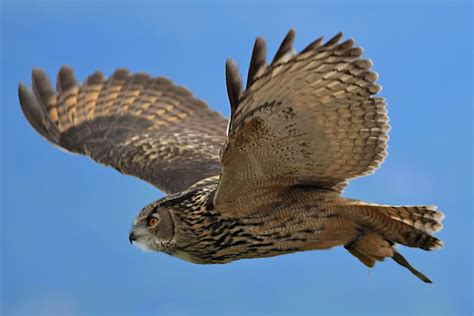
[19, 29, 444, 283]
[19, 66, 227, 194]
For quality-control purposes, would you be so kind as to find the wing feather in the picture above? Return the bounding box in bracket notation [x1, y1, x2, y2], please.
[225, 59, 243, 118]
[214, 30, 390, 214]
[271, 28, 296, 65]
[246, 37, 267, 89]
[19, 66, 228, 194]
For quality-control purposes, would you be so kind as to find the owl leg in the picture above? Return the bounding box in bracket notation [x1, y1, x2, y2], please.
[344, 231, 393, 268]
[344, 230, 432, 283]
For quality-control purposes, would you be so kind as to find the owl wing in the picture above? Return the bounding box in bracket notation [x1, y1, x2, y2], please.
[19, 66, 228, 194]
[214, 30, 389, 214]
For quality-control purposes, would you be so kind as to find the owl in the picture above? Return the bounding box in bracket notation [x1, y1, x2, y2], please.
[19, 29, 443, 283]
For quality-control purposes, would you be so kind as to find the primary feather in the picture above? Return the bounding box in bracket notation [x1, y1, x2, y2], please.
[19, 66, 228, 193]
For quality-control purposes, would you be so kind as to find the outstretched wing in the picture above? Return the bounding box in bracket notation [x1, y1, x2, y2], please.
[214, 29, 389, 214]
[19, 66, 228, 194]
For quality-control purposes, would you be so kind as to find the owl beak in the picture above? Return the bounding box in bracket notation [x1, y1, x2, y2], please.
[129, 232, 137, 244]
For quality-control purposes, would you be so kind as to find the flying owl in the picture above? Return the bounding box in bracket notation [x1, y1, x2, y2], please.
[19, 29, 443, 283]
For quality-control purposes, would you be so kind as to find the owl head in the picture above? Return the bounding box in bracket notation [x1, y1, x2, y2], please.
[128, 189, 203, 252]
[128, 199, 177, 252]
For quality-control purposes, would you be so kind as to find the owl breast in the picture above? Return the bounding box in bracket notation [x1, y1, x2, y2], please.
[170, 190, 354, 264]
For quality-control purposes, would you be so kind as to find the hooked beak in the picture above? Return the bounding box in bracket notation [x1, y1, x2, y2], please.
[129, 232, 137, 245]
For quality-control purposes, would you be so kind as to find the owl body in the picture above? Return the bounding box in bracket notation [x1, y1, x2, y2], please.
[19, 30, 444, 282]
[142, 182, 355, 264]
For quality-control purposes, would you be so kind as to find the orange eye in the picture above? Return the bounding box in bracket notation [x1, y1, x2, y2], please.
[148, 217, 158, 226]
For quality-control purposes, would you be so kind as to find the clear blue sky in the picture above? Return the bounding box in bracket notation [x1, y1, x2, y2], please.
[1, 1, 472, 315]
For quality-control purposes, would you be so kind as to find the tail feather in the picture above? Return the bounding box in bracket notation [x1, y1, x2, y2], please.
[342, 201, 444, 283]
[381, 205, 444, 235]
[347, 202, 444, 250]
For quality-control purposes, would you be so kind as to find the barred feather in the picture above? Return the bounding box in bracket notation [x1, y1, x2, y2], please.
[344, 201, 444, 250]
[19, 66, 228, 194]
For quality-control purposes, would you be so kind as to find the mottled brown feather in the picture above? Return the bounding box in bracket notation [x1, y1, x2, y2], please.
[19, 66, 228, 194]
[215, 31, 390, 214]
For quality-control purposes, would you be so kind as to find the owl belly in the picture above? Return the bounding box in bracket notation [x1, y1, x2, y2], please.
[174, 204, 357, 264]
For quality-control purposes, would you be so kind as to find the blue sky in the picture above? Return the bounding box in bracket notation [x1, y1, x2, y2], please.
[1, 1, 472, 315]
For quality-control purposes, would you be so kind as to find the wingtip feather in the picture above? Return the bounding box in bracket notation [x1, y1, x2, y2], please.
[225, 59, 243, 115]
[246, 36, 267, 89]
[300, 36, 324, 54]
[324, 32, 343, 47]
[86, 71, 105, 84]
[271, 28, 296, 65]
[18, 81, 60, 143]
[31, 68, 55, 109]
[57, 65, 77, 93]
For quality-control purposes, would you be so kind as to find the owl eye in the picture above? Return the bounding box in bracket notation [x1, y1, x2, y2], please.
[148, 217, 159, 227]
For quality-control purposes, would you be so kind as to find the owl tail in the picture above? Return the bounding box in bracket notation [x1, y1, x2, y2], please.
[343, 202, 444, 283]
